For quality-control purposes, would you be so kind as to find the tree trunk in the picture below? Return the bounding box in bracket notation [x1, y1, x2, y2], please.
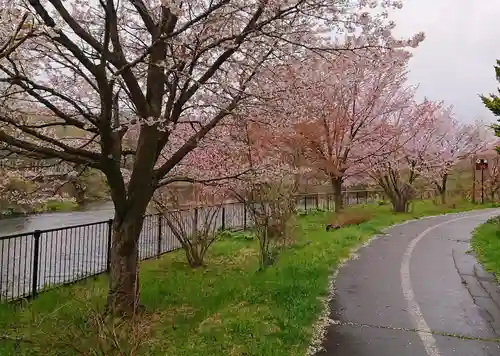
[439, 189, 446, 205]
[103, 123, 159, 316]
[331, 176, 343, 213]
[391, 197, 409, 213]
[184, 244, 204, 268]
[440, 174, 448, 204]
[106, 212, 145, 316]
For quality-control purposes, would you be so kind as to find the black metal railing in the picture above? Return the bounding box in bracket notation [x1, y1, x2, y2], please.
[0, 189, 431, 302]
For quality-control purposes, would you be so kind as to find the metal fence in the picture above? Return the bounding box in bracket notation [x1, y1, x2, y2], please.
[0, 189, 427, 302]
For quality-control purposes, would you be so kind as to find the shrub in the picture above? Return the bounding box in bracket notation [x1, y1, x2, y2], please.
[326, 209, 373, 231]
[234, 181, 298, 270]
[154, 186, 222, 268]
[165, 206, 221, 268]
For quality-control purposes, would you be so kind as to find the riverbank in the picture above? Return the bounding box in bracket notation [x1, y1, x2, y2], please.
[1, 200, 498, 356]
[0, 198, 115, 220]
[0, 199, 79, 219]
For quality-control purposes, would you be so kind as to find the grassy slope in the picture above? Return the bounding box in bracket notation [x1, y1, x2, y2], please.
[0, 200, 497, 356]
[472, 216, 500, 280]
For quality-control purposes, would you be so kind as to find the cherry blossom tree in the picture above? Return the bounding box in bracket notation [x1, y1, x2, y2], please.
[0, 0, 424, 315]
[367, 100, 444, 212]
[153, 112, 303, 270]
[484, 155, 500, 201]
[226, 118, 304, 269]
[267, 49, 416, 212]
[423, 114, 490, 204]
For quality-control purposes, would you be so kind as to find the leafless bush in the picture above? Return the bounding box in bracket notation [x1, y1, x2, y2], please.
[153, 188, 221, 268]
[234, 181, 298, 270]
[80, 310, 153, 355]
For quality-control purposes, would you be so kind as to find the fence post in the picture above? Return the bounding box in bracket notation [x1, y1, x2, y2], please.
[316, 194, 319, 209]
[157, 214, 163, 258]
[194, 207, 199, 235]
[304, 196, 307, 211]
[106, 219, 113, 273]
[356, 191, 360, 204]
[31, 230, 41, 299]
[326, 194, 330, 210]
[221, 206, 226, 230]
[243, 204, 247, 229]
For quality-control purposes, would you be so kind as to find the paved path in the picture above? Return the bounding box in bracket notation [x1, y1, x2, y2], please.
[318, 209, 500, 356]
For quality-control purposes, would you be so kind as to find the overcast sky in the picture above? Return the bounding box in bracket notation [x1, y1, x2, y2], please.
[389, 0, 500, 124]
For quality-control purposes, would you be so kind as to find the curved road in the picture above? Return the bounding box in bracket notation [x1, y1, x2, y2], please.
[318, 209, 500, 356]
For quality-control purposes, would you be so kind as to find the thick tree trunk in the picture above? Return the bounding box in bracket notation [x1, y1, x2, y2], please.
[389, 192, 410, 213]
[183, 244, 204, 268]
[103, 123, 159, 316]
[106, 213, 145, 316]
[331, 176, 343, 213]
[391, 196, 409, 213]
[438, 174, 448, 204]
[439, 190, 446, 205]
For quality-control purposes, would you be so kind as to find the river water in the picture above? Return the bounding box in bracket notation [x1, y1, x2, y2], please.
[0, 200, 115, 237]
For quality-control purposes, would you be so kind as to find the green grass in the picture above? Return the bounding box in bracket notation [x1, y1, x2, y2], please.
[0, 200, 497, 356]
[471, 216, 500, 281]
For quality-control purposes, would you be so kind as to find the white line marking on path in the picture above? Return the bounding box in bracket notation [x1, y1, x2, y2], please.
[400, 211, 496, 356]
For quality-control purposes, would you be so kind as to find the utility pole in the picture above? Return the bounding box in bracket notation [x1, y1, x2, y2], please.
[475, 158, 489, 204]
[472, 156, 476, 203]
[482, 166, 485, 204]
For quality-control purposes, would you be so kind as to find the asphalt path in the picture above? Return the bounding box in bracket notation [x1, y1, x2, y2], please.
[317, 209, 500, 356]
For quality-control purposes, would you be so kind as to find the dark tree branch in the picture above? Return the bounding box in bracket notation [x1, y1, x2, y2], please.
[0, 114, 100, 161]
[28, 0, 100, 75]
[0, 130, 99, 166]
[157, 168, 252, 188]
[130, 0, 157, 35]
[0, 12, 34, 59]
[0, 66, 99, 130]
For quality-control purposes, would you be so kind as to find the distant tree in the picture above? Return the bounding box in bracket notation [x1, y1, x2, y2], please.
[259, 49, 417, 212]
[367, 100, 444, 212]
[423, 114, 487, 204]
[480, 60, 500, 152]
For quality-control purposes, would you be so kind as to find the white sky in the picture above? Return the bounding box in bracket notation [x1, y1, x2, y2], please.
[389, 0, 500, 124]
